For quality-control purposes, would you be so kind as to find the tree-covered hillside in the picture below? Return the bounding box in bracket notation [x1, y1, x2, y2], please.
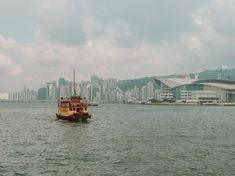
[117, 77, 159, 91]
[199, 68, 235, 80]
[117, 68, 235, 91]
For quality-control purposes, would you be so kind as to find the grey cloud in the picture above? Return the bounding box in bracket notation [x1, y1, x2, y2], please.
[1, 0, 235, 92]
[0, 0, 207, 45]
[178, 0, 235, 72]
[0, 0, 37, 42]
[202, 1, 235, 36]
[5, 0, 206, 45]
[84, 0, 205, 42]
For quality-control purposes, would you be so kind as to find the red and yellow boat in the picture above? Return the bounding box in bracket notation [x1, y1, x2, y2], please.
[56, 70, 91, 122]
[56, 96, 91, 122]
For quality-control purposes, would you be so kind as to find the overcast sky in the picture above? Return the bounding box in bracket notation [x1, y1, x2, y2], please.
[0, 0, 235, 92]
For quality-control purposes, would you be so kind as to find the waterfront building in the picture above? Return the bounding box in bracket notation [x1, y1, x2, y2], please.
[68, 81, 73, 96]
[80, 81, 90, 98]
[51, 86, 58, 100]
[134, 86, 140, 99]
[58, 79, 76, 98]
[59, 85, 66, 98]
[105, 79, 117, 91]
[58, 77, 66, 87]
[110, 89, 117, 102]
[155, 89, 161, 101]
[155, 78, 235, 103]
[91, 75, 102, 86]
[147, 82, 154, 99]
[125, 89, 134, 101]
[46, 81, 57, 100]
[116, 88, 124, 102]
[8, 87, 37, 102]
[37, 87, 47, 100]
[141, 86, 148, 100]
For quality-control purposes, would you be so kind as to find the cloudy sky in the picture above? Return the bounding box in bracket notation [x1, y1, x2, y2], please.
[0, 0, 235, 92]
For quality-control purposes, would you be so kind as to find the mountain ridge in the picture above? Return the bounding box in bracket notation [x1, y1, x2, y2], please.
[118, 67, 235, 91]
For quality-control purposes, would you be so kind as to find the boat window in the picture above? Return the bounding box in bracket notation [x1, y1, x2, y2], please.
[85, 108, 87, 111]
[73, 108, 75, 111]
[69, 108, 72, 111]
[61, 102, 69, 108]
[77, 108, 79, 112]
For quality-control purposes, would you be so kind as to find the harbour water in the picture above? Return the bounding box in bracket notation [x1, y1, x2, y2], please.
[0, 103, 235, 175]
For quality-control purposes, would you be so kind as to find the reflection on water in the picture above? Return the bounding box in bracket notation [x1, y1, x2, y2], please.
[0, 102, 235, 175]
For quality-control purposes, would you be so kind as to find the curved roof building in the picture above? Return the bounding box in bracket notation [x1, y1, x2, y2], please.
[154, 78, 235, 103]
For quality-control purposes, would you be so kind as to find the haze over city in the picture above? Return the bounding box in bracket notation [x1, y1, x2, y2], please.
[1, 1, 235, 175]
[0, 0, 235, 92]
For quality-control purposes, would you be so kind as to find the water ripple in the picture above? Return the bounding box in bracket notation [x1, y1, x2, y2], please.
[0, 103, 235, 175]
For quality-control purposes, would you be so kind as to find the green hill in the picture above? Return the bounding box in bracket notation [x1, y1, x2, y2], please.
[117, 68, 235, 91]
[199, 68, 235, 80]
[117, 77, 159, 91]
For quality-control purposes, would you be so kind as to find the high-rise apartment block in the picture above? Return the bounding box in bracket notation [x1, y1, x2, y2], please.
[8, 87, 37, 102]
[7, 75, 158, 103]
[147, 81, 154, 99]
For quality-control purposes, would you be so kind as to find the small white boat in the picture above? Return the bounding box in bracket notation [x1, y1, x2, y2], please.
[88, 101, 99, 106]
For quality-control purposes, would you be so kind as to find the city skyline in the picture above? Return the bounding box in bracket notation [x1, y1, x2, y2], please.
[7, 74, 158, 103]
[1, 1, 235, 92]
[1, 64, 235, 94]
[0, 66, 235, 103]
[6, 68, 235, 103]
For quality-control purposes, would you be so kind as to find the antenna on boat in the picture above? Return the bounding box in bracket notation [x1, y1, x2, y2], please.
[73, 69, 76, 95]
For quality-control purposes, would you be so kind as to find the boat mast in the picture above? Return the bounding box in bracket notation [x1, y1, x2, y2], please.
[91, 84, 93, 101]
[73, 69, 76, 95]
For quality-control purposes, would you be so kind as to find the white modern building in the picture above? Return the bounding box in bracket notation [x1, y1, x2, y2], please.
[155, 78, 235, 103]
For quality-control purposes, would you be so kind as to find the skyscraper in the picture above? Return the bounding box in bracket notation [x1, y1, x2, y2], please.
[147, 82, 154, 99]
[134, 86, 140, 99]
[58, 77, 66, 86]
[46, 81, 57, 100]
[141, 86, 147, 100]
[37, 87, 47, 100]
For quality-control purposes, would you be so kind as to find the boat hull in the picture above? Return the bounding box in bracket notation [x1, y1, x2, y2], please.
[56, 113, 91, 122]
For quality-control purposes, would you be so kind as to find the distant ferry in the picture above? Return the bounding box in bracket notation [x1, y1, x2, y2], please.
[56, 70, 91, 122]
[88, 101, 99, 106]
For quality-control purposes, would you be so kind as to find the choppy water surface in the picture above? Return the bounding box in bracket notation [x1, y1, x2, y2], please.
[0, 103, 235, 176]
